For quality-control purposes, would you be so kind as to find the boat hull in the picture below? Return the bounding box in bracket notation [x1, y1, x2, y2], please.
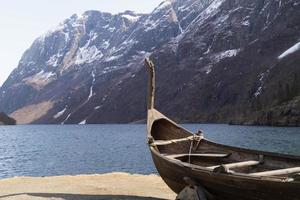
[150, 148, 300, 200]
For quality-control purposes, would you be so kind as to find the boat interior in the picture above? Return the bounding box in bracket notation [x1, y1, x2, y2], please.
[150, 119, 300, 182]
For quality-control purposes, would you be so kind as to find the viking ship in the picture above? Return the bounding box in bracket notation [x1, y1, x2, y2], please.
[145, 58, 300, 200]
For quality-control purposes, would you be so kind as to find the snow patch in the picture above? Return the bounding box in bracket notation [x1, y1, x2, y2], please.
[101, 40, 110, 49]
[144, 17, 162, 32]
[75, 45, 103, 65]
[178, 5, 189, 12]
[87, 70, 96, 101]
[95, 106, 102, 110]
[205, 65, 213, 74]
[254, 86, 263, 97]
[204, 0, 225, 16]
[79, 119, 87, 125]
[185, 0, 225, 33]
[143, 1, 182, 32]
[254, 73, 266, 97]
[47, 53, 63, 67]
[105, 55, 122, 62]
[278, 41, 300, 59]
[62, 113, 71, 124]
[144, 7, 177, 32]
[212, 49, 240, 62]
[153, 0, 172, 13]
[108, 27, 116, 32]
[54, 107, 67, 119]
[278, 0, 282, 8]
[121, 14, 140, 23]
[74, 29, 104, 65]
[241, 20, 250, 26]
[89, 31, 98, 41]
[103, 24, 110, 29]
[62, 31, 70, 43]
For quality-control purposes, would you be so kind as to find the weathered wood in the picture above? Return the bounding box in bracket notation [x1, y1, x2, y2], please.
[250, 167, 300, 177]
[145, 58, 155, 110]
[292, 173, 300, 181]
[208, 160, 261, 172]
[166, 153, 230, 159]
[150, 135, 201, 146]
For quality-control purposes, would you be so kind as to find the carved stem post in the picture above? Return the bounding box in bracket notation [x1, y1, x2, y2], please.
[145, 58, 156, 110]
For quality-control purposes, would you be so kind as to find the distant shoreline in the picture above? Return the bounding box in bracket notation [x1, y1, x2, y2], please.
[4, 122, 300, 128]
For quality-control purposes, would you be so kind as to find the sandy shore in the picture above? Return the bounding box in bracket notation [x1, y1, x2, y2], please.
[0, 172, 176, 200]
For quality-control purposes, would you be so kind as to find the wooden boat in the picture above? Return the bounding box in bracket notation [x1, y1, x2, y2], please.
[145, 58, 300, 200]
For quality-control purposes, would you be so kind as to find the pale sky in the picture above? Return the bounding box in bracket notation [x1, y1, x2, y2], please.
[0, 0, 163, 86]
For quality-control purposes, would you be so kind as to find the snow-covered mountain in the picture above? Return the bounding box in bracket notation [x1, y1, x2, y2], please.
[1, 0, 300, 125]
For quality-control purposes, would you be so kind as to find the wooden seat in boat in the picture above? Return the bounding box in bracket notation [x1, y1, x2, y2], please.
[208, 160, 262, 173]
[166, 153, 230, 159]
[249, 167, 300, 177]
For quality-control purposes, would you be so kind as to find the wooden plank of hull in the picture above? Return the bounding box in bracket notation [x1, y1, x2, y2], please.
[151, 148, 300, 200]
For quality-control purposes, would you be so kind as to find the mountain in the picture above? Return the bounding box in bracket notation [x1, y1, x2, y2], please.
[0, 112, 16, 125]
[0, 0, 299, 126]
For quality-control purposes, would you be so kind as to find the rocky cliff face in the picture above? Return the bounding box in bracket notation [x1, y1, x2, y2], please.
[0, 0, 299, 125]
[0, 112, 16, 125]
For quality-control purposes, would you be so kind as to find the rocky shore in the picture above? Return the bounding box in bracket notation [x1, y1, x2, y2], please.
[0, 172, 176, 200]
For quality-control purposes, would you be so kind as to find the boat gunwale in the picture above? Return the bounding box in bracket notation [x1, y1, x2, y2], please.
[148, 109, 300, 160]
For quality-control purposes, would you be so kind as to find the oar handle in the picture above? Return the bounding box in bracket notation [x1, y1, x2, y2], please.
[145, 58, 156, 110]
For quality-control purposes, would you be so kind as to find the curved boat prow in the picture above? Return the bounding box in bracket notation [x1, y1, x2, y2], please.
[145, 58, 155, 111]
[145, 58, 164, 135]
[144, 58, 177, 137]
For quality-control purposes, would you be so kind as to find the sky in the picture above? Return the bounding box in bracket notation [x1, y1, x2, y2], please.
[0, 0, 163, 86]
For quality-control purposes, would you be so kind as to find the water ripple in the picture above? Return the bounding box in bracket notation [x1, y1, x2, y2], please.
[0, 124, 299, 179]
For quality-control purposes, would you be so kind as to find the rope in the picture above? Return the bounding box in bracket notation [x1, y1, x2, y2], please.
[188, 134, 204, 163]
[188, 138, 194, 164]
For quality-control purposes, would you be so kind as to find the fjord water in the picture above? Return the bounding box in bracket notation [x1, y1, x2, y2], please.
[0, 124, 299, 179]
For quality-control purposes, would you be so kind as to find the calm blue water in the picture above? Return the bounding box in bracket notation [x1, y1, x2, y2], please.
[0, 124, 299, 179]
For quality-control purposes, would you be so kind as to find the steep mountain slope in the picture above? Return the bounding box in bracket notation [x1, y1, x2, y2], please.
[148, 0, 300, 126]
[0, 0, 299, 125]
